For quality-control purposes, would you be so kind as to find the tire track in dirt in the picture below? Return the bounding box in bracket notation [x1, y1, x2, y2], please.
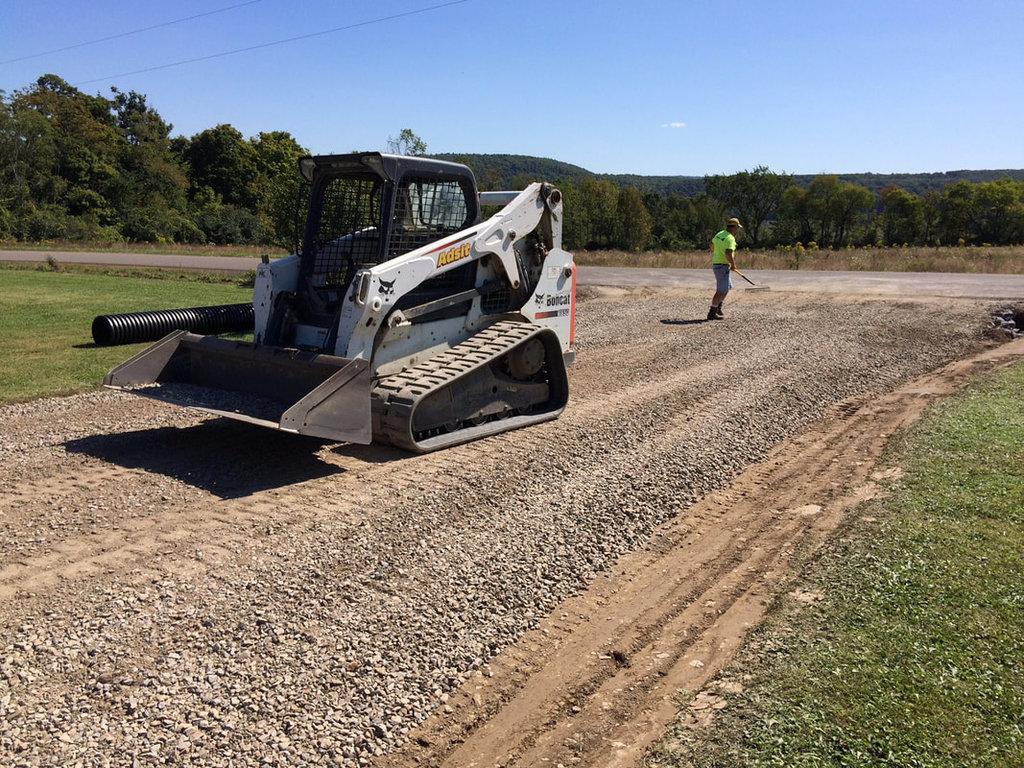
[382, 338, 1024, 768]
[0, 453, 431, 598]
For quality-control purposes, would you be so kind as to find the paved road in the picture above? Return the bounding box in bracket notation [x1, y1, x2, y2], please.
[3, 248, 1023, 299]
[581, 266, 1024, 299]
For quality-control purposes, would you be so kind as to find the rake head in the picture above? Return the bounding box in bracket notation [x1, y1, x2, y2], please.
[736, 270, 770, 291]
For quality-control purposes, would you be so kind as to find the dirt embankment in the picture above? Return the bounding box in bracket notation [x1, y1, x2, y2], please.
[0, 289, 1006, 767]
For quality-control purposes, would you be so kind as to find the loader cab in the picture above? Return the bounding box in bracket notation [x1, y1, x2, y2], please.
[290, 152, 479, 339]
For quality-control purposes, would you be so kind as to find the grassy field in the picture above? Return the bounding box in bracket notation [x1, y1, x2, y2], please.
[0, 239, 286, 259]
[648, 362, 1024, 767]
[1, 260, 257, 285]
[577, 245, 1024, 273]
[0, 265, 251, 404]
[3, 241, 1024, 274]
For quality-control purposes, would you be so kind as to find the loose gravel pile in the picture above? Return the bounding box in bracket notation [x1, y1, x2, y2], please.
[990, 305, 1023, 338]
[0, 290, 993, 767]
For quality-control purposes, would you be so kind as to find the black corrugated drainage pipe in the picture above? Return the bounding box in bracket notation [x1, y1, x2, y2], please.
[91, 303, 254, 346]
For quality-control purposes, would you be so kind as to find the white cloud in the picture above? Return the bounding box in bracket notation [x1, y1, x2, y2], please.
[661, 121, 687, 129]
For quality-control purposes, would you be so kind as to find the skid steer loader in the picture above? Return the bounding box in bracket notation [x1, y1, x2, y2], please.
[104, 152, 575, 452]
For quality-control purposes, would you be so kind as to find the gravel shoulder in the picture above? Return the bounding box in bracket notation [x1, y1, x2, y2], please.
[0, 289, 1011, 767]
[386, 338, 1024, 768]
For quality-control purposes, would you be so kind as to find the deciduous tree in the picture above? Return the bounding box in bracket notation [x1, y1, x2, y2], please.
[184, 124, 259, 209]
[704, 166, 792, 246]
[387, 128, 427, 156]
[879, 186, 924, 245]
[615, 187, 652, 251]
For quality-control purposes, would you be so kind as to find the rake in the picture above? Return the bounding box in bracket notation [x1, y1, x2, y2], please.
[733, 268, 770, 292]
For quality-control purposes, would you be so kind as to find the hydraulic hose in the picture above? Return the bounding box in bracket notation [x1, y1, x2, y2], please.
[91, 303, 254, 347]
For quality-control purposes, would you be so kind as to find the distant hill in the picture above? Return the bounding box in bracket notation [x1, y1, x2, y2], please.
[433, 153, 1024, 196]
[435, 154, 595, 188]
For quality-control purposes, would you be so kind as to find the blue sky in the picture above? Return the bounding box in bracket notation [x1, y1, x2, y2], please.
[2, 0, 1022, 175]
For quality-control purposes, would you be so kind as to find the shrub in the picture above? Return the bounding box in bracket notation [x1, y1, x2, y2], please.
[196, 204, 266, 245]
[64, 216, 122, 242]
[236, 269, 258, 288]
[18, 205, 70, 241]
[787, 242, 806, 270]
[0, 204, 13, 239]
[65, 187, 108, 216]
[120, 206, 201, 244]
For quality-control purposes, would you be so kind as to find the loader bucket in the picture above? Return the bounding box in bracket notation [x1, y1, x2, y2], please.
[103, 331, 372, 443]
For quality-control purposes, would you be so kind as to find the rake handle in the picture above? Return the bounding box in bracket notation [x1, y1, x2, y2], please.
[732, 268, 757, 287]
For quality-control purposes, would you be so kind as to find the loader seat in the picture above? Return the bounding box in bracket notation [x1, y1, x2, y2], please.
[313, 228, 381, 288]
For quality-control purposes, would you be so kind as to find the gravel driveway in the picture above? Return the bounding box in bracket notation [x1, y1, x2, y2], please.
[0, 288, 995, 766]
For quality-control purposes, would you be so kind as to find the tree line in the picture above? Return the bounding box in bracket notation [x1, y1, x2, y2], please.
[2, 76, 1023, 252]
[553, 170, 1024, 252]
[439, 153, 1024, 198]
[0, 75, 306, 247]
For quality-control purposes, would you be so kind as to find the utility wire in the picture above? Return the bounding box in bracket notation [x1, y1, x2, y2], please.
[73, 0, 470, 87]
[1, 0, 265, 66]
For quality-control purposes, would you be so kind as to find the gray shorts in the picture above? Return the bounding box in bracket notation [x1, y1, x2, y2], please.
[713, 264, 732, 293]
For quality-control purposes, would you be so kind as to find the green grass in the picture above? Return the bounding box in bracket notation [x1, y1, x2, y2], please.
[648, 362, 1024, 768]
[0, 259, 256, 286]
[0, 266, 251, 404]
[5, 241, 1024, 273]
[0, 239, 286, 259]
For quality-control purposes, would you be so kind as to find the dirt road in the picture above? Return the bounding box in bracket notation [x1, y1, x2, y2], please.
[0, 289, 1016, 767]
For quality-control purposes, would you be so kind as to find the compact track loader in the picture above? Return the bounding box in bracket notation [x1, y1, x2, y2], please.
[104, 153, 576, 452]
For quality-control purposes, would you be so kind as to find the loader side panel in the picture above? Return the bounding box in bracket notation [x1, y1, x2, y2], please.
[525, 249, 576, 354]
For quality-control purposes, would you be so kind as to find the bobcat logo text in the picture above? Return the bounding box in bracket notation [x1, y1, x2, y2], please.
[534, 291, 571, 320]
[543, 293, 571, 307]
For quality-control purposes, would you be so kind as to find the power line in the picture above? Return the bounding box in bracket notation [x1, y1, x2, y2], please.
[73, 0, 471, 87]
[1, 0, 266, 66]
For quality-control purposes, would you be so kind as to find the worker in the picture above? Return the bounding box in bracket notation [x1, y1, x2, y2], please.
[707, 217, 743, 320]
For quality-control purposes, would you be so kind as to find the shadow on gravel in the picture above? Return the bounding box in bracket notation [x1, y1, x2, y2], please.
[65, 419, 342, 498]
[330, 443, 409, 463]
[661, 318, 707, 326]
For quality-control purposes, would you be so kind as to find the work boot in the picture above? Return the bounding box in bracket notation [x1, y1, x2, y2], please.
[714, 305, 725, 319]
[706, 306, 718, 321]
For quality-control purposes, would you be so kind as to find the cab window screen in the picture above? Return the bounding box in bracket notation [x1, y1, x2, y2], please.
[309, 176, 383, 287]
[388, 178, 470, 257]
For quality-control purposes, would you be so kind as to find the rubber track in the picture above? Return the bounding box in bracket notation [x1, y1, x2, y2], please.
[372, 320, 561, 452]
